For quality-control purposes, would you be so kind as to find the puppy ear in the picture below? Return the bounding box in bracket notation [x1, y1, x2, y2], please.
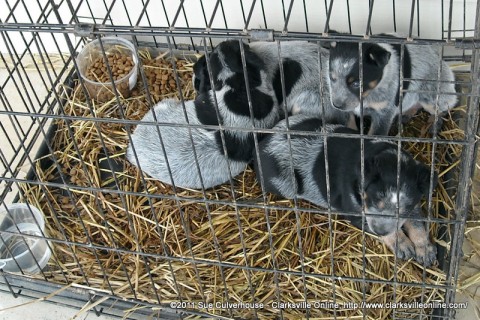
[218, 40, 251, 73]
[322, 29, 344, 49]
[193, 55, 206, 75]
[365, 44, 391, 67]
[320, 41, 336, 49]
[326, 29, 340, 34]
[244, 46, 265, 71]
[416, 164, 438, 196]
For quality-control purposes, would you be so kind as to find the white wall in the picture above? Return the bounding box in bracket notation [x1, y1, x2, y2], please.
[0, 0, 477, 54]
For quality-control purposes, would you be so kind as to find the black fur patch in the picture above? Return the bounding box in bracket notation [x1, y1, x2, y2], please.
[225, 72, 261, 90]
[194, 77, 202, 92]
[273, 59, 302, 106]
[213, 40, 264, 78]
[312, 126, 361, 212]
[389, 44, 412, 105]
[286, 117, 324, 141]
[294, 169, 304, 194]
[194, 95, 219, 127]
[215, 131, 254, 162]
[253, 136, 284, 195]
[354, 114, 372, 133]
[289, 117, 323, 132]
[250, 91, 275, 120]
[223, 87, 274, 120]
[217, 40, 245, 73]
[193, 55, 211, 92]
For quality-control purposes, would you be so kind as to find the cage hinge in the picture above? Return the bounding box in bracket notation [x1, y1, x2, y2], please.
[249, 29, 274, 42]
[454, 38, 479, 50]
[74, 23, 95, 38]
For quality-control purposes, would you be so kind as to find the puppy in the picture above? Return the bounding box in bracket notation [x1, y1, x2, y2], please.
[327, 34, 457, 135]
[254, 114, 438, 266]
[126, 98, 248, 189]
[194, 40, 352, 126]
[127, 40, 279, 189]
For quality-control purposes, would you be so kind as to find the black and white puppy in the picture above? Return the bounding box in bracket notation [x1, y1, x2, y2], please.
[126, 41, 279, 189]
[194, 40, 352, 126]
[254, 114, 438, 266]
[327, 34, 457, 135]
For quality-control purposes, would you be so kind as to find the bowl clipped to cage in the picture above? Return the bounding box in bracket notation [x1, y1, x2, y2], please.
[1, 1, 479, 319]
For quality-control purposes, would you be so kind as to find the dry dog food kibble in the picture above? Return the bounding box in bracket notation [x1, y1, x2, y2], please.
[131, 58, 192, 103]
[84, 53, 135, 102]
[85, 54, 134, 82]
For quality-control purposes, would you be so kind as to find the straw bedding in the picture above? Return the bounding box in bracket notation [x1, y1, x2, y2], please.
[19, 50, 469, 319]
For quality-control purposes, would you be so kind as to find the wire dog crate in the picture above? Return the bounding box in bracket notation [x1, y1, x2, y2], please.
[1, 0, 479, 319]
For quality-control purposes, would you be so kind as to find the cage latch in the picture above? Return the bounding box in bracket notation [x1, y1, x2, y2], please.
[249, 29, 274, 42]
[74, 23, 95, 38]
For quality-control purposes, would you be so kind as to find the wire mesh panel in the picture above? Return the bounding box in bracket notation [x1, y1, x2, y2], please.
[1, 0, 479, 319]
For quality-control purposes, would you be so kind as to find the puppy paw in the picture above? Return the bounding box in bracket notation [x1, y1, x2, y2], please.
[394, 237, 416, 261]
[414, 242, 437, 267]
[402, 219, 438, 267]
[381, 231, 416, 261]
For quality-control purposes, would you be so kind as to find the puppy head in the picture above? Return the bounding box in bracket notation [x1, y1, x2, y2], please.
[360, 149, 437, 235]
[193, 40, 264, 92]
[328, 42, 391, 111]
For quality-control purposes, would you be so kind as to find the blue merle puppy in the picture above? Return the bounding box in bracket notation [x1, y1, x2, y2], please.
[126, 40, 279, 189]
[254, 114, 438, 266]
[193, 40, 352, 126]
[327, 34, 457, 135]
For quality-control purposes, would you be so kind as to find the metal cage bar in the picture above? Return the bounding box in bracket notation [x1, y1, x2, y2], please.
[0, 0, 479, 319]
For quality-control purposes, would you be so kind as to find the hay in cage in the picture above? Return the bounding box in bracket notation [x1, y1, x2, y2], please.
[18, 49, 469, 319]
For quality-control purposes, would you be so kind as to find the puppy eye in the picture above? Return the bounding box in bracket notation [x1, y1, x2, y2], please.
[346, 76, 359, 88]
[349, 80, 360, 89]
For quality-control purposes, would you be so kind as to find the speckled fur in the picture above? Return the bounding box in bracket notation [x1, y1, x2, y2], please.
[328, 34, 457, 135]
[194, 40, 351, 126]
[126, 99, 248, 189]
[127, 41, 279, 189]
[254, 114, 438, 265]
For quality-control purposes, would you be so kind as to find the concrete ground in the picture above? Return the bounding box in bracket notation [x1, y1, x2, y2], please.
[0, 55, 118, 320]
[0, 293, 116, 320]
[1, 54, 479, 319]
